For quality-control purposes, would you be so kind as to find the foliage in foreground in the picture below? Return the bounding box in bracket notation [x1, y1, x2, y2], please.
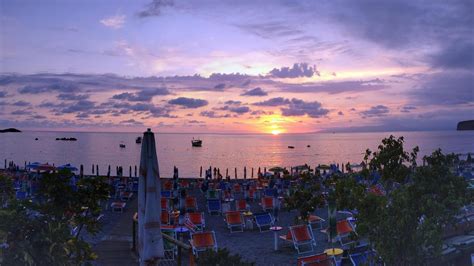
[0, 171, 110, 265]
[197, 248, 254, 266]
[335, 136, 472, 265]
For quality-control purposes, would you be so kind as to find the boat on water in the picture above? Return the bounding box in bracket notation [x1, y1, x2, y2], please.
[55, 137, 77, 141]
[192, 138, 202, 147]
[136, 137, 142, 144]
[288, 146, 295, 149]
[120, 144, 126, 148]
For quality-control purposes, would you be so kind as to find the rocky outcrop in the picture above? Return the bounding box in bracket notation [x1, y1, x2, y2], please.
[457, 120, 474, 131]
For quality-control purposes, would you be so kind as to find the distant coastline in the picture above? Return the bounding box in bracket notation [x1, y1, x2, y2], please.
[0, 128, 21, 133]
[457, 120, 474, 131]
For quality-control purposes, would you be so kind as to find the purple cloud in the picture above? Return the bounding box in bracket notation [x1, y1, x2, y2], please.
[168, 97, 208, 108]
[269, 63, 319, 78]
[241, 87, 268, 96]
[112, 88, 170, 102]
[280, 99, 329, 118]
[57, 93, 90, 101]
[254, 97, 290, 106]
[360, 105, 390, 118]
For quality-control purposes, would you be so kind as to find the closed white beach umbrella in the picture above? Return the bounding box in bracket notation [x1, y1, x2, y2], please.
[138, 128, 164, 265]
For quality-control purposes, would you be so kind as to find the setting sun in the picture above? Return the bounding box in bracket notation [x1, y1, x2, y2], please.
[271, 129, 281, 135]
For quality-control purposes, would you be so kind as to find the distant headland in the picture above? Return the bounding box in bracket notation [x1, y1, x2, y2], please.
[0, 128, 21, 133]
[457, 120, 474, 131]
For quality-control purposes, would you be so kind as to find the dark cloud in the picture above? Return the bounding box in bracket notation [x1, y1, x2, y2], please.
[120, 119, 144, 125]
[338, 111, 344, 116]
[241, 87, 268, 96]
[168, 97, 208, 108]
[280, 99, 329, 118]
[31, 115, 46, 119]
[200, 111, 231, 118]
[429, 40, 474, 70]
[400, 106, 417, 113]
[18, 83, 78, 94]
[254, 97, 290, 106]
[112, 88, 171, 102]
[0, 91, 7, 98]
[11, 109, 30, 115]
[269, 63, 319, 78]
[138, 0, 174, 18]
[61, 100, 96, 114]
[57, 93, 89, 101]
[360, 105, 390, 118]
[224, 100, 242, 105]
[12, 101, 30, 107]
[76, 113, 90, 119]
[222, 106, 250, 114]
[277, 79, 386, 94]
[411, 72, 473, 105]
[214, 83, 226, 90]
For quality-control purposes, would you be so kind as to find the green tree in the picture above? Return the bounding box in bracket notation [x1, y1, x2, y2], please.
[0, 170, 110, 265]
[197, 248, 254, 266]
[336, 140, 471, 265]
[284, 172, 325, 222]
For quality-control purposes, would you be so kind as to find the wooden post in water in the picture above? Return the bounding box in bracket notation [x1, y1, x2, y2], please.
[251, 167, 254, 178]
[4, 159, 6, 169]
[129, 166, 132, 178]
[92, 164, 95, 175]
[96, 165, 99, 176]
[134, 165, 137, 177]
[264, 167, 266, 174]
[80, 164, 84, 178]
[200, 166, 202, 178]
[244, 167, 247, 179]
[235, 167, 237, 179]
[226, 168, 228, 179]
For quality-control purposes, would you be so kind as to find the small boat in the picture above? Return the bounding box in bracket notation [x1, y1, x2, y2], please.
[120, 144, 126, 148]
[288, 146, 295, 149]
[55, 137, 77, 141]
[192, 138, 202, 147]
[307, 145, 311, 148]
[35, 138, 39, 140]
[135, 137, 142, 144]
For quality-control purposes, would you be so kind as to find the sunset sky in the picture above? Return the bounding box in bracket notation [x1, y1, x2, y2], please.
[0, 0, 472, 134]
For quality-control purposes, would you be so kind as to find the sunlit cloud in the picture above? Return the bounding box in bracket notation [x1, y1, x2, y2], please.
[100, 14, 126, 29]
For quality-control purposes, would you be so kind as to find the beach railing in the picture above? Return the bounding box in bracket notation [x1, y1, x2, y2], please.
[132, 212, 195, 266]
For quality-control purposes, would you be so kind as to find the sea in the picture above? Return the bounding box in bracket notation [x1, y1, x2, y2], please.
[1, 130, 473, 178]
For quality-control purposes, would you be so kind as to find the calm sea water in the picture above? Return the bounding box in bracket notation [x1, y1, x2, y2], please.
[1, 130, 473, 178]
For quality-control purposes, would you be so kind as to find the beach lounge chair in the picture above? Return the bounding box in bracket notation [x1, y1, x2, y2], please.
[162, 229, 178, 262]
[186, 212, 205, 231]
[297, 253, 336, 266]
[225, 211, 245, 233]
[111, 201, 126, 213]
[207, 199, 221, 215]
[190, 231, 218, 257]
[120, 191, 133, 201]
[163, 180, 173, 191]
[336, 220, 355, 247]
[206, 189, 219, 200]
[290, 224, 316, 254]
[161, 211, 170, 225]
[161, 198, 170, 211]
[161, 190, 172, 198]
[184, 196, 198, 212]
[15, 191, 27, 200]
[261, 197, 274, 212]
[236, 199, 249, 212]
[246, 188, 256, 201]
[349, 250, 378, 266]
[308, 215, 325, 230]
[254, 212, 274, 232]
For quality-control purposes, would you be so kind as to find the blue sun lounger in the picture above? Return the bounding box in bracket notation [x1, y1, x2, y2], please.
[207, 199, 221, 215]
[254, 212, 274, 232]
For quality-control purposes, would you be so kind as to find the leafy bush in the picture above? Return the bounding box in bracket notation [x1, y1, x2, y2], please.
[197, 248, 254, 266]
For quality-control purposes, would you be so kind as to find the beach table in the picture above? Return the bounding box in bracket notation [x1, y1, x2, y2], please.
[175, 226, 190, 241]
[270, 226, 283, 251]
[325, 248, 343, 264]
